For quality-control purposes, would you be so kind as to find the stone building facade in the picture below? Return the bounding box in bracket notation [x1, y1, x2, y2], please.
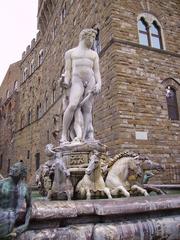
[0, 0, 180, 183]
[0, 61, 21, 174]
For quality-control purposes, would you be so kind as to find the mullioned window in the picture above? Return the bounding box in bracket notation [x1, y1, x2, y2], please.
[137, 13, 164, 50]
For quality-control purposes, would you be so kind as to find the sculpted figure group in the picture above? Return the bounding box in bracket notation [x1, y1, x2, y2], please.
[37, 145, 164, 200]
[76, 151, 164, 199]
[0, 29, 165, 240]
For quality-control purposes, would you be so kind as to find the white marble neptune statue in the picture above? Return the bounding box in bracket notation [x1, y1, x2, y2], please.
[60, 29, 101, 144]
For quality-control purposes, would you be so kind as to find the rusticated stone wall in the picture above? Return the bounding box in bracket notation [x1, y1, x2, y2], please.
[0, 0, 180, 183]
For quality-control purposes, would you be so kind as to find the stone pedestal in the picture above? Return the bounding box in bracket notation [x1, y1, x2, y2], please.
[63, 151, 89, 187]
[54, 141, 107, 187]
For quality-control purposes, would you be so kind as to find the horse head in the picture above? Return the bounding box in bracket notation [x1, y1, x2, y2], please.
[53, 152, 70, 177]
[128, 156, 143, 178]
[45, 144, 56, 157]
[42, 164, 50, 177]
[86, 151, 101, 175]
[140, 157, 164, 172]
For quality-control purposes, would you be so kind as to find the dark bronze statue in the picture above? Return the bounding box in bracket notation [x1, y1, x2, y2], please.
[0, 161, 31, 239]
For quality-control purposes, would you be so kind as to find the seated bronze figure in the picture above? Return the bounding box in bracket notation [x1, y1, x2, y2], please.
[0, 161, 31, 239]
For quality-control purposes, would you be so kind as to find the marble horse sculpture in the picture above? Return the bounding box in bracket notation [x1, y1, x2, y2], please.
[105, 153, 145, 197]
[47, 152, 74, 200]
[36, 144, 73, 200]
[105, 152, 164, 197]
[139, 156, 165, 195]
[35, 163, 52, 196]
[76, 151, 112, 199]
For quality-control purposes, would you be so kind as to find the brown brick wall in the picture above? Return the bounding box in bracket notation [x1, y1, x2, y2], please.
[0, 62, 21, 176]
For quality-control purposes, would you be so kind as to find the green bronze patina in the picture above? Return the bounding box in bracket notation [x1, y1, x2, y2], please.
[0, 161, 31, 239]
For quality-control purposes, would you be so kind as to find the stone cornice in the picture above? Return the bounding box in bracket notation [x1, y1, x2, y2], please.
[100, 38, 180, 59]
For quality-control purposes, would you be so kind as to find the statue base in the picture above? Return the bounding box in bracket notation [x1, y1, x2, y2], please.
[55, 141, 107, 187]
[56, 140, 107, 153]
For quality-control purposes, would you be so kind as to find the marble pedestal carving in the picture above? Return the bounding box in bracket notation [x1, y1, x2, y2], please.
[55, 142, 107, 191]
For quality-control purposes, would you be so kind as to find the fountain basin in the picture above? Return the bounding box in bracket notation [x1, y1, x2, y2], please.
[18, 194, 180, 239]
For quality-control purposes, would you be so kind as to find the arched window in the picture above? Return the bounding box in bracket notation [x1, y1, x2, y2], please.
[38, 76, 41, 85]
[2, 106, 6, 119]
[93, 28, 101, 54]
[38, 49, 44, 65]
[36, 103, 41, 119]
[137, 13, 164, 49]
[14, 81, 18, 91]
[30, 59, 35, 74]
[0, 154, 3, 170]
[47, 130, 50, 143]
[150, 21, 163, 49]
[60, 3, 66, 23]
[138, 18, 150, 46]
[27, 108, 32, 124]
[7, 159, 11, 174]
[52, 81, 56, 103]
[23, 68, 28, 81]
[6, 90, 10, 99]
[166, 86, 179, 120]
[35, 152, 40, 170]
[8, 103, 12, 113]
[44, 91, 48, 111]
[46, 33, 51, 45]
[20, 114, 25, 128]
[53, 18, 58, 39]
